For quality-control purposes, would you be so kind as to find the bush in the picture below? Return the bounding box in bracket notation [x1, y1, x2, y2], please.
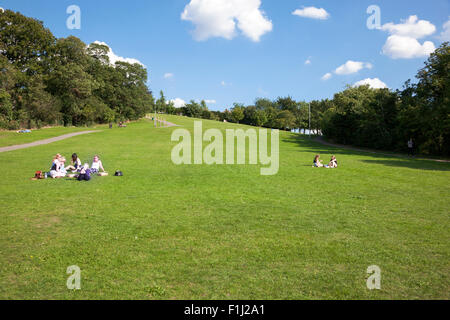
[7, 120, 20, 130]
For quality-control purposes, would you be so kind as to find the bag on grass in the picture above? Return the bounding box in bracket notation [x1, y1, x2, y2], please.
[114, 171, 123, 177]
[34, 171, 44, 180]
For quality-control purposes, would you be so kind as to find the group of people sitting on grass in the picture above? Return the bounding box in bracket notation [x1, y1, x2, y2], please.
[313, 155, 338, 168]
[50, 153, 106, 181]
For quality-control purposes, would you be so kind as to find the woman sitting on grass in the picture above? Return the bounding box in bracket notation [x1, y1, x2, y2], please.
[328, 156, 338, 168]
[65, 153, 82, 173]
[91, 155, 105, 174]
[313, 155, 331, 168]
[50, 154, 66, 178]
[314, 155, 325, 168]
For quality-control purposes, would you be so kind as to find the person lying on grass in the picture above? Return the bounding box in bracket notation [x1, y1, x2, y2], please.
[91, 155, 105, 174]
[65, 153, 82, 173]
[50, 154, 66, 178]
[77, 164, 92, 181]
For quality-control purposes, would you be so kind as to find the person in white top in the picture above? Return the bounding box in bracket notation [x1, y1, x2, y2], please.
[50, 154, 66, 178]
[91, 155, 105, 173]
[328, 155, 338, 168]
[59, 157, 68, 175]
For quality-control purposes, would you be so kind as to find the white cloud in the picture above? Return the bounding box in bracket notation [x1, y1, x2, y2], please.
[305, 59, 311, 65]
[322, 60, 372, 81]
[181, 0, 273, 42]
[205, 99, 216, 104]
[439, 18, 450, 41]
[335, 61, 372, 75]
[354, 78, 388, 89]
[382, 35, 436, 59]
[92, 41, 144, 67]
[381, 15, 436, 39]
[321, 73, 332, 81]
[164, 73, 174, 79]
[379, 16, 437, 59]
[170, 98, 186, 108]
[292, 7, 330, 20]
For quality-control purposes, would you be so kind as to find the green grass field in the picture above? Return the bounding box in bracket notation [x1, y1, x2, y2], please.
[1, 115, 449, 300]
[0, 126, 102, 148]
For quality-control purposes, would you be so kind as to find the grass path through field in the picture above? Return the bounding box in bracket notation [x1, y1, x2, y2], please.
[0, 126, 104, 148]
[0, 131, 100, 153]
[147, 116, 179, 128]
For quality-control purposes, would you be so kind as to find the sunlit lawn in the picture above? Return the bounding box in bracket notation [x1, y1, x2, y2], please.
[1, 115, 449, 299]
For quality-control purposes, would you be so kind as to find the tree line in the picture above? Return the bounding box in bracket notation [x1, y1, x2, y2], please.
[1, 10, 448, 155]
[0, 10, 154, 129]
[162, 43, 448, 156]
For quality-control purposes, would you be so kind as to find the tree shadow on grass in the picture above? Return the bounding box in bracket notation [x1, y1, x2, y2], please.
[283, 134, 382, 158]
[283, 134, 450, 172]
[360, 159, 450, 172]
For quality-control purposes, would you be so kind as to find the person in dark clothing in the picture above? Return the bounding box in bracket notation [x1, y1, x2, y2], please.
[408, 138, 414, 157]
[77, 164, 92, 181]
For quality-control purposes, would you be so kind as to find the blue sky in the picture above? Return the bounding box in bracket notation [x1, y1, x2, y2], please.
[1, 0, 449, 111]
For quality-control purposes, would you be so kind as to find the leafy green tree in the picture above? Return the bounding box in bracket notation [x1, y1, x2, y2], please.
[0, 10, 55, 74]
[231, 103, 245, 123]
[166, 101, 176, 115]
[209, 111, 220, 121]
[86, 42, 110, 65]
[0, 11, 155, 129]
[201, 109, 213, 119]
[255, 98, 273, 110]
[0, 88, 13, 128]
[321, 85, 398, 148]
[254, 109, 268, 127]
[275, 110, 296, 130]
[276, 96, 298, 113]
[242, 106, 257, 126]
[22, 75, 61, 127]
[46, 61, 97, 126]
[183, 100, 203, 118]
[411, 42, 450, 155]
[200, 100, 208, 110]
[263, 106, 279, 129]
[222, 109, 233, 122]
[155, 91, 167, 113]
[110, 61, 153, 120]
[295, 101, 309, 133]
[51, 36, 90, 67]
[0, 55, 17, 124]
[242, 106, 268, 127]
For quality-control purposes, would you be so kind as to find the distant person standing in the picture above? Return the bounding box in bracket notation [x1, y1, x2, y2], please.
[408, 138, 414, 157]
